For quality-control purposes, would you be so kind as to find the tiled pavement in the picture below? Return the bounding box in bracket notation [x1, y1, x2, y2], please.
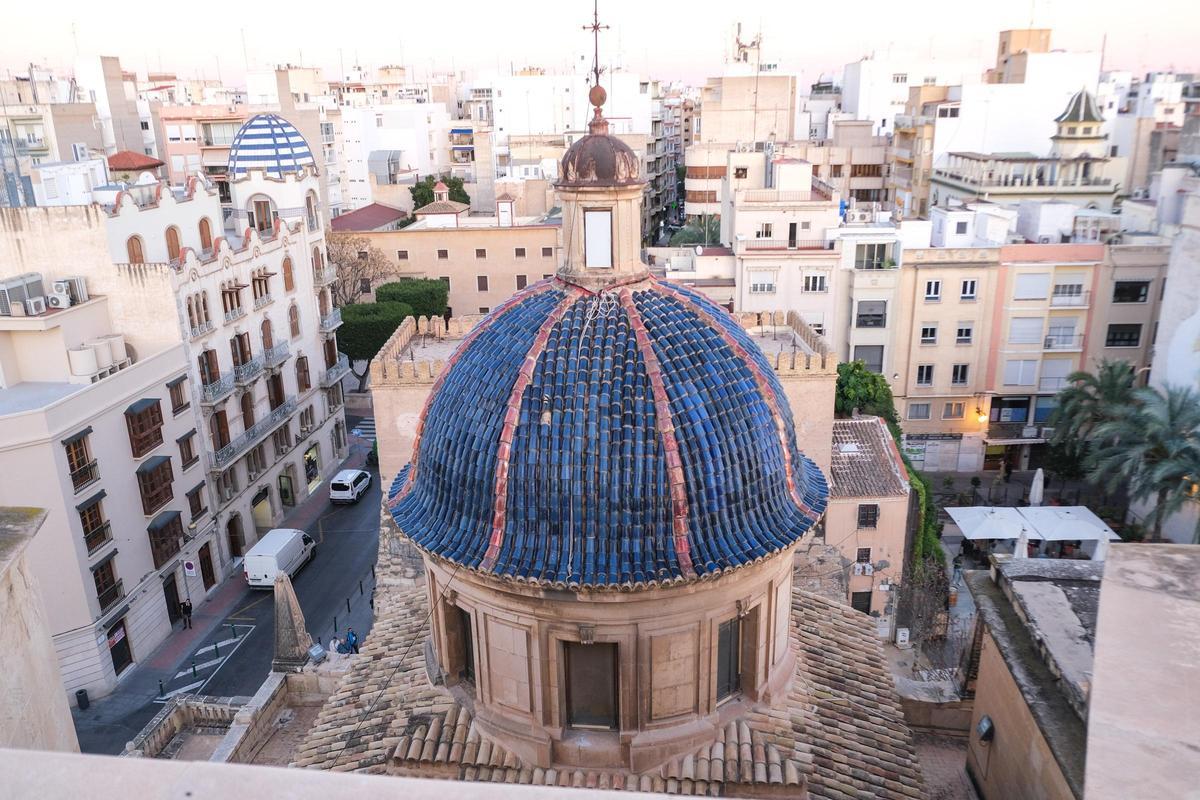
[914, 733, 980, 800]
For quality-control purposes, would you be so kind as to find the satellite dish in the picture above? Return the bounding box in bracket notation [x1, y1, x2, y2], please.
[695, 245, 703, 256]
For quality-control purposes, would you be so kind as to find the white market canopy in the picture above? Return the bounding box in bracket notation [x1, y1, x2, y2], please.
[945, 505, 1120, 542]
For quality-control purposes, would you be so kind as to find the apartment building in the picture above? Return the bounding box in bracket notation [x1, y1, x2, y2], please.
[696, 31, 796, 144]
[841, 54, 981, 136]
[0, 103, 107, 208]
[0, 115, 348, 701]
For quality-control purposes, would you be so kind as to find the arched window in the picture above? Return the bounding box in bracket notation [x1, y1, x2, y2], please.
[126, 236, 145, 264]
[296, 356, 311, 392]
[288, 304, 301, 338]
[226, 514, 244, 558]
[198, 217, 213, 252]
[261, 318, 274, 351]
[305, 192, 318, 231]
[312, 246, 323, 273]
[201, 292, 210, 323]
[318, 290, 329, 317]
[282, 257, 295, 293]
[248, 195, 275, 233]
[165, 226, 181, 261]
[186, 296, 197, 329]
[240, 391, 255, 428]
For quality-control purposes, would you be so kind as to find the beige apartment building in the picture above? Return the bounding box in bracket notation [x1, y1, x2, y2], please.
[891, 86, 951, 218]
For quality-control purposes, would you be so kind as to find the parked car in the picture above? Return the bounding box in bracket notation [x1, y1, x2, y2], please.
[330, 469, 372, 504]
[243, 528, 315, 588]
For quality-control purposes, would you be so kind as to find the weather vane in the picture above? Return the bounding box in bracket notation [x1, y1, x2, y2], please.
[582, 0, 609, 91]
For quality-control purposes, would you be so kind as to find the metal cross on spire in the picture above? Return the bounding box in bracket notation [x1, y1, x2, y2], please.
[582, 0, 609, 90]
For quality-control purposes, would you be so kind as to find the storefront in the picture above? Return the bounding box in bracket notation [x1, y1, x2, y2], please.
[304, 444, 321, 493]
[106, 618, 133, 676]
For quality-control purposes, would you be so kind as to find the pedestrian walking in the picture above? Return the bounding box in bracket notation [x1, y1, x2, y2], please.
[180, 599, 193, 629]
[951, 554, 964, 586]
[346, 628, 360, 654]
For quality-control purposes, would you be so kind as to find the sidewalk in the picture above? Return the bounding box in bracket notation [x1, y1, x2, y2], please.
[72, 435, 372, 754]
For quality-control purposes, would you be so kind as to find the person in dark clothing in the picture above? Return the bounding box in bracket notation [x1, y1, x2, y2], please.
[346, 628, 360, 654]
[1003, 461, 1013, 483]
[180, 599, 193, 629]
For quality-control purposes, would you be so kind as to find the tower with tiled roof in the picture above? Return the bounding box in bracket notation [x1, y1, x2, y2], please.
[383, 9, 829, 773]
[1051, 87, 1108, 161]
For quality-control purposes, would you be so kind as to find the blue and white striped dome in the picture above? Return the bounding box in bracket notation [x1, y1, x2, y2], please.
[226, 114, 315, 178]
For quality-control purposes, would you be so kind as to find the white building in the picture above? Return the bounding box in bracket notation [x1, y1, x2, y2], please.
[0, 114, 348, 703]
[841, 55, 982, 135]
[339, 103, 453, 211]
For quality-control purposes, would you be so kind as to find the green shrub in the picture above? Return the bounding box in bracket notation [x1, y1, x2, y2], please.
[374, 279, 448, 318]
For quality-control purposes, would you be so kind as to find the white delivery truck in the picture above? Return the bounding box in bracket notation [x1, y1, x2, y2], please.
[243, 528, 316, 588]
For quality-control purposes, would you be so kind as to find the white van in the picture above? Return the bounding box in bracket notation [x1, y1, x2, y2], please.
[330, 469, 372, 504]
[243, 528, 316, 588]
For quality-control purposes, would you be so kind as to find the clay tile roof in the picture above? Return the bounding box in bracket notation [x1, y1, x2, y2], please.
[293, 527, 925, 798]
[107, 150, 165, 171]
[329, 202, 408, 232]
[495, 191, 517, 202]
[414, 199, 469, 215]
[829, 417, 910, 498]
[433, 180, 449, 191]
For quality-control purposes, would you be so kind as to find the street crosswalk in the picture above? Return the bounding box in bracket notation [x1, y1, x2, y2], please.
[153, 623, 255, 703]
[350, 417, 376, 439]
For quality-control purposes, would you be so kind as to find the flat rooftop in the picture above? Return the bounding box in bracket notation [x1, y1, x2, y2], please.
[0, 381, 83, 416]
[393, 332, 463, 363]
[743, 325, 818, 357]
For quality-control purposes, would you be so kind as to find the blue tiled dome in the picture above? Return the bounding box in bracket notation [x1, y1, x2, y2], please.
[387, 277, 828, 589]
[226, 114, 315, 178]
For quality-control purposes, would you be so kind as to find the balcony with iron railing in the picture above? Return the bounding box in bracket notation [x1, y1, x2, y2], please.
[1050, 290, 1090, 308]
[97, 579, 125, 613]
[84, 522, 113, 555]
[321, 353, 351, 387]
[211, 397, 297, 470]
[263, 341, 290, 369]
[224, 306, 246, 324]
[739, 239, 835, 254]
[201, 373, 235, 405]
[1044, 334, 1084, 351]
[319, 308, 343, 332]
[70, 460, 100, 492]
[233, 355, 264, 385]
[314, 265, 337, 286]
[253, 293, 274, 310]
[189, 320, 215, 340]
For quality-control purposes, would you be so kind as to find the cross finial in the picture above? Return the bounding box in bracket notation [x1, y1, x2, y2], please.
[582, 0, 610, 94]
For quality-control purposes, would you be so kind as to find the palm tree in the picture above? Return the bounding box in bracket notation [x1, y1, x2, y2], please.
[1087, 385, 1200, 542]
[1049, 360, 1137, 455]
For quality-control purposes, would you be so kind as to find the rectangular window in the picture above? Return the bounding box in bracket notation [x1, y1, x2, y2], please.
[952, 364, 970, 385]
[456, 606, 475, 683]
[178, 431, 198, 470]
[565, 641, 618, 729]
[856, 547, 872, 564]
[916, 364, 934, 385]
[856, 300, 886, 328]
[1106, 323, 1142, 347]
[93, 559, 122, 611]
[584, 209, 613, 268]
[857, 504, 879, 529]
[1009, 317, 1045, 344]
[734, 167, 748, 179]
[1112, 280, 1150, 303]
[803, 274, 827, 293]
[477, 275, 489, 292]
[542, 246, 554, 258]
[943, 401, 965, 419]
[716, 618, 742, 702]
[961, 279, 977, 300]
[475, 248, 487, 259]
[187, 483, 208, 520]
[1003, 359, 1039, 385]
[749, 272, 776, 294]
[79, 498, 111, 554]
[437, 249, 449, 259]
[515, 247, 526, 258]
[956, 324, 973, 344]
[397, 250, 408, 260]
[850, 591, 872, 614]
[853, 345, 884, 374]
[148, 513, 183, 569]
[830, 164, 843, 178]
[908, 402, 931, 420]
[756, 223, 773, 239]
[854, 243, 888, 269]
[65, 432, 98, 491]
[920, 325, 937, 344]
[1013, 273, 1050, 300]
[137, 457, 174, 515]
[479, 307, 490, 314]
[126, 400, 165, 458]
[169, 379, 189, 414]
[515, 275, 528, 290]
[955, 221, 968, 235]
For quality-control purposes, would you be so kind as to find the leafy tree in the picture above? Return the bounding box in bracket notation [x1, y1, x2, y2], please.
[834, 361, 899, 433]
[339, 302, 413, 392]
[1087, 385, 1200, 542]
[325, 232, 394, 307]
[410, 174, 470, 209]
[669, 217, 721, 246]
[375, 279, 449, 319]
[1049, 360, 1136, 455]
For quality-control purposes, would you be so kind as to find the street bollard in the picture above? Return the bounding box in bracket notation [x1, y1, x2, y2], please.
[191, 660, 198, 679]
[371, 564, 376, 579]
[346, 597, 351, 614]
[229, 623, 238, 639]
[213, 640, 220, 658]
[158, 680, 165, 697]
[359, 580, 364, 596]
[333, 614, 338, 632]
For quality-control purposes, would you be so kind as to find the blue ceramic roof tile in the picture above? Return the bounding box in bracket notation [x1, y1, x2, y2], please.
[388, 279, 828, 588]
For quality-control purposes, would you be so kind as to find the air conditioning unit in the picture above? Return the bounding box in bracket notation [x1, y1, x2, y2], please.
[54, 277, 89, 304]
[25, 296, 47, 315]
[0, 273, 45, 316]
[1041, 426, 1056, 438]
[47, 290, 72, 309]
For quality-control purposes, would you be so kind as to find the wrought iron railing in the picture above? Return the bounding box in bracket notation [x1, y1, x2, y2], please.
[212, 397, 297, 469]
[201, 373, 235, 404]
[319, 308, 343, 332]
[321, 353, 351, 387]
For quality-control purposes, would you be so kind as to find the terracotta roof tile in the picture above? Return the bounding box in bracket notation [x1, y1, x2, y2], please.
[829, 417, 909, 498]
[329, 203, 407, 232]
[107, 150, 164, 171]
[415, 199, 469, 215]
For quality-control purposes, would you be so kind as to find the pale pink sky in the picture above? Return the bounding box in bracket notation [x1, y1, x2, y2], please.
[1, 0, 1196, 87]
